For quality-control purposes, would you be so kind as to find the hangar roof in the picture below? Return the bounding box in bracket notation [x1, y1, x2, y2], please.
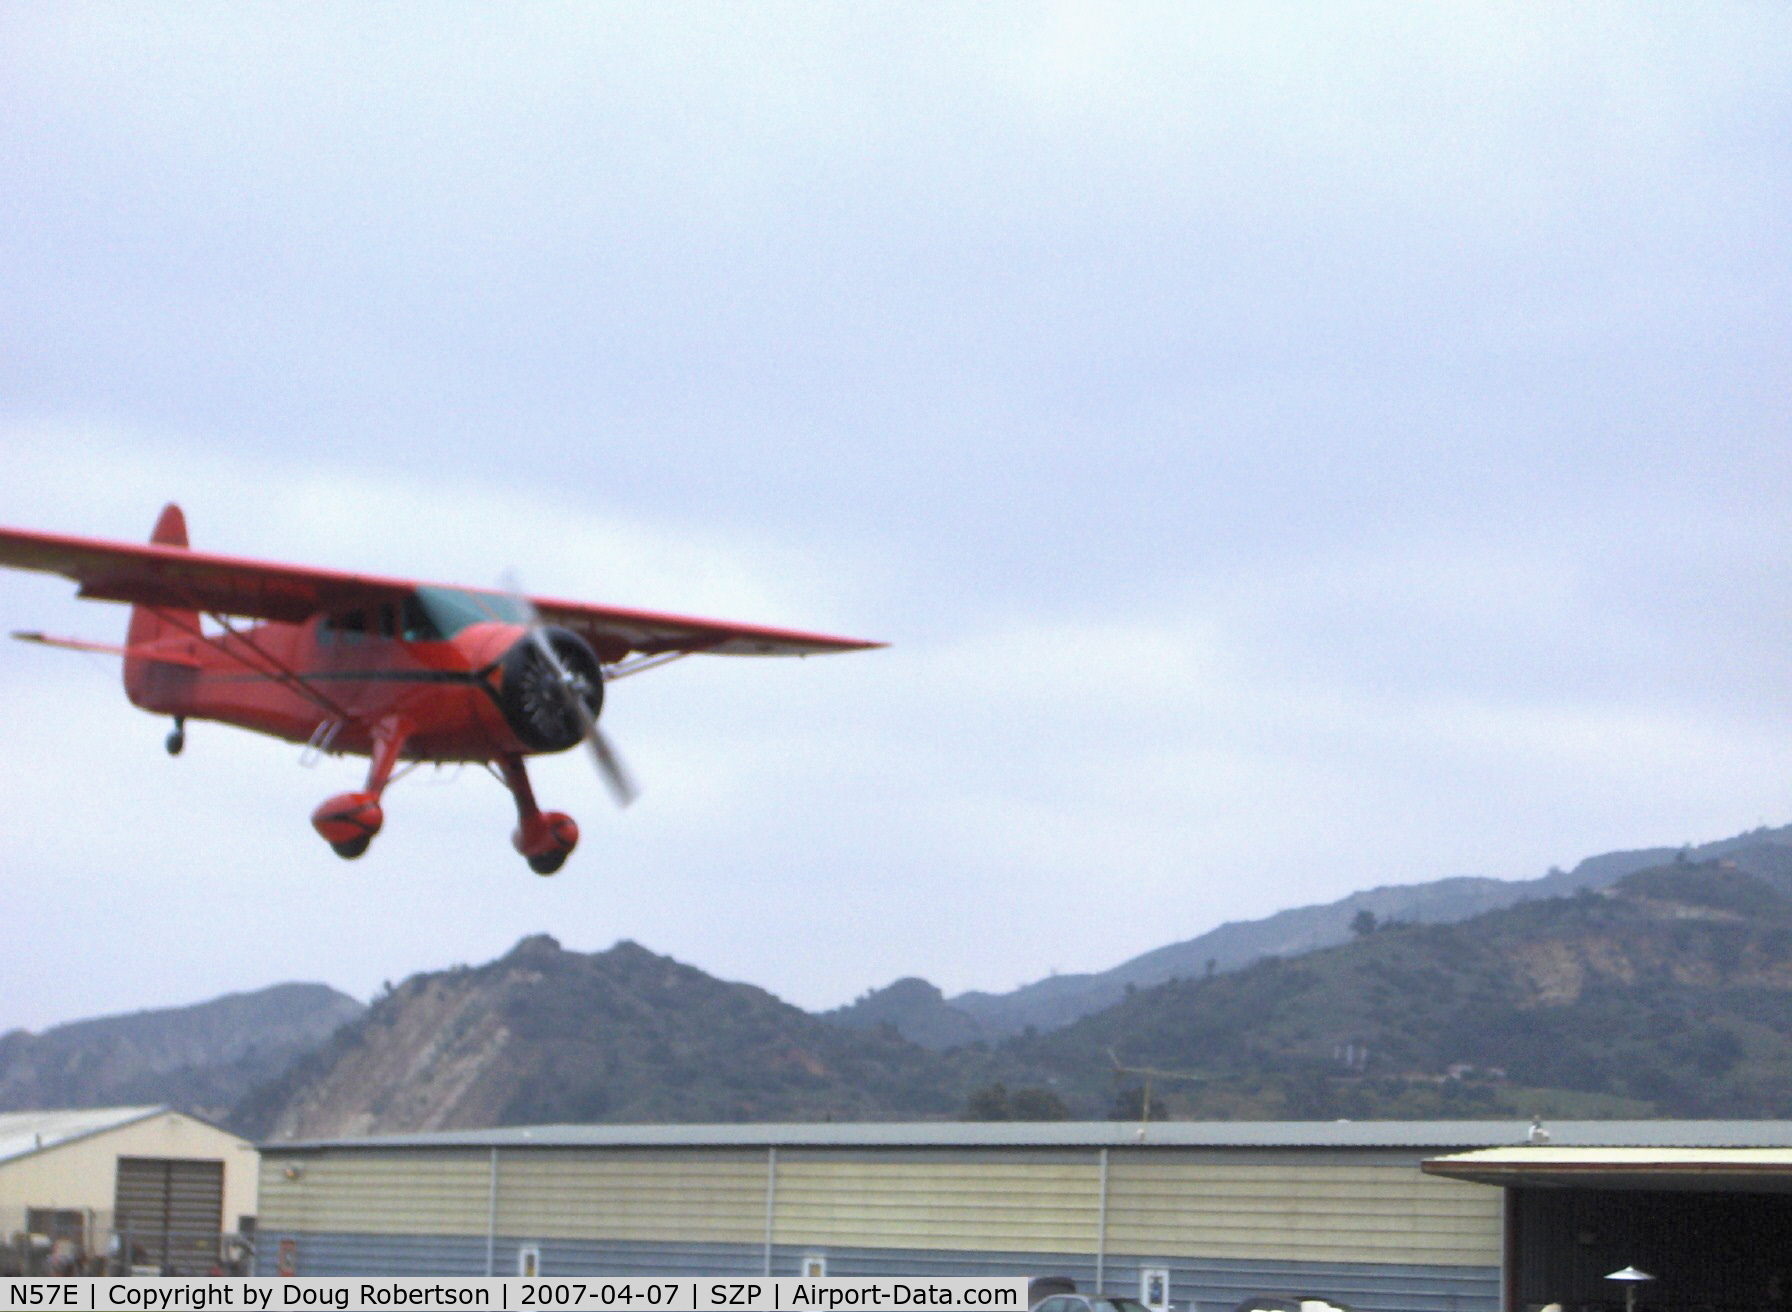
[259, 1119, 1792, 1154]
[0, 1105, 167, 1165]
[1424, 1145, 1792, 1192]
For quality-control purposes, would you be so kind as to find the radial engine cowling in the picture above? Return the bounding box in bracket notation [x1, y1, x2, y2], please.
[499, 626, 606, 752]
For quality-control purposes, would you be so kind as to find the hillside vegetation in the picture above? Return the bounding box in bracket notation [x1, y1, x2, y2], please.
[231, 853, 1792, 1134]
[236, 936, 961, 1139]
[0, 983, 363, 1125]
[1010, 857, 1792, 1119]
[910, 824, 1792, 1043]
[16, 827, 1792, 1134]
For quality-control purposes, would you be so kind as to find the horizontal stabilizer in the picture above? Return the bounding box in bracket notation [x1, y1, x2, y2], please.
[11, 630, 203, 667]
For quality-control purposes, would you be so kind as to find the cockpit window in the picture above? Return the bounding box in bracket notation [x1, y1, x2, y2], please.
[400, 595, 440, 642]
[318, 610, 368, 645]
[405, 586, 531, 640]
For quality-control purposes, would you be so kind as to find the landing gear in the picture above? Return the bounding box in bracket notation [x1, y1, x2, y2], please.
[528, 849, 569, 876]
[312, 791, 383, 859]
[310, 720, 408, 861]
[165, 717, 186, 756]
[498, 755, 579, 875]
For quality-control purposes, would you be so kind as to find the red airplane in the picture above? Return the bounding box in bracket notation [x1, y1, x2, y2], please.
[1, 504, 881, 873]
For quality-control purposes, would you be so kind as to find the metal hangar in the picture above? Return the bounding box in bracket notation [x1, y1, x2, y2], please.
[254, 1119, 1792, 1308]
[252, 1121, 1503, 1307]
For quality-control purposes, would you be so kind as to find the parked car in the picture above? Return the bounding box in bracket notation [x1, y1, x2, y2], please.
[1028, 1278, 1079, 1306]
[1032, 1294, 1155, 1312]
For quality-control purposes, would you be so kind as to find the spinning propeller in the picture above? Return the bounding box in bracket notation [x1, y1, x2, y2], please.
[502, 574, 640, 807]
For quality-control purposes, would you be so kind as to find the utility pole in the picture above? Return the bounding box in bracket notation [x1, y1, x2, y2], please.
[1107, 1049, 1206, 1137]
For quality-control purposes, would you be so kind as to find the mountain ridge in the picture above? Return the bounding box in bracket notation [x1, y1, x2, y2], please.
[13, 821, 1792, 1131]
[0, 982, 364, 1125]
[1004, 851, 1792, 1120]
[840, 826, 1792, 1046]
[234, 935, 963, 1140]
[230, 849, 1792, 1132]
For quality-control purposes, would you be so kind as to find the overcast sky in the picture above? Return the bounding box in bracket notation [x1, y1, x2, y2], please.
[3, 4, 1790, 1035]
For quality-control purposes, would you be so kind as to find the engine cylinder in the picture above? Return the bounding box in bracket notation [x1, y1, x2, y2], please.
[498, 627, 605, 752]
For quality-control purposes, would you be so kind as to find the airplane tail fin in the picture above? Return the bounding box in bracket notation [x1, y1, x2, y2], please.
[123, 503, 200, 711]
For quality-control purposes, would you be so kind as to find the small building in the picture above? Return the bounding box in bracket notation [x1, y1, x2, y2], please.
[0, 1106, 259, 1275]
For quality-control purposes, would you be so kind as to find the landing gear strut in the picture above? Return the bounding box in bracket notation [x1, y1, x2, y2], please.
[311, 720, 409, 861]
[497, 754, 578, 876]
[165, 716, 186, 756]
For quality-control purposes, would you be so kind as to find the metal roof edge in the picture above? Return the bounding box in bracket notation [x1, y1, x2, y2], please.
[1420, 1143, 1792, 1190]
[258, 1118, 1555, 1154]
[257, 1119, 1792, 1155]
[0, 1105, 172, 1167]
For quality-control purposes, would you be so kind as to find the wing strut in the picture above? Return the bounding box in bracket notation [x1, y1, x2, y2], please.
[208, 612, 357, 722]
[142, 606, 357, 724]
[603, 651, 692, 681]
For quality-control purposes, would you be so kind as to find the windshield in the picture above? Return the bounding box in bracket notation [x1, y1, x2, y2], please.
[405, 587, 532, 640]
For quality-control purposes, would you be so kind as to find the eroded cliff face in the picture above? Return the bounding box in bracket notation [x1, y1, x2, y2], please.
[257, 968, 523, 1139]
[1506, 864, 1792, 1007]
[243, 935, 958, 1139]
[1509, 920, 1792, 1006]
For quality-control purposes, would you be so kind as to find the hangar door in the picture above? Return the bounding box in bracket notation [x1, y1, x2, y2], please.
[1512, 1187, 1792, 1311]
[1423, 1148, 1792, 1312]
[114, 1156, 224, 1275]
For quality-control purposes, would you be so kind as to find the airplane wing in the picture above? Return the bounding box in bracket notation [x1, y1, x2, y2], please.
[529, 594, 885, 661]
[0, 525, 410, 624]
[0, 524, 884, 660]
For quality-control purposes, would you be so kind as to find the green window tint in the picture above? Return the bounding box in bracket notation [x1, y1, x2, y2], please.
[400, 595, 442, 642]
[407, 586, 531, 639]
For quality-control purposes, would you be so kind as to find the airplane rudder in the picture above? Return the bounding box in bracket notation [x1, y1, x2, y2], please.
[126, 502, 196, 707]
[150, 502, 189, 547]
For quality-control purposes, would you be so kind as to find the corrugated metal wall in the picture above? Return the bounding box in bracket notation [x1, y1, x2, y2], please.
[497, 1150, 766, 1244]
[772, 1151, 1101, 1253]
[256, 1230, 491, 1277]
[1097, 1254, 1497, 1312]
[259, 1151, 492, 1235]
[1106, 1152, 1500, 1265]
[251, 1230, 1497, 1312]
[254, 1142, 1500, 1311]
